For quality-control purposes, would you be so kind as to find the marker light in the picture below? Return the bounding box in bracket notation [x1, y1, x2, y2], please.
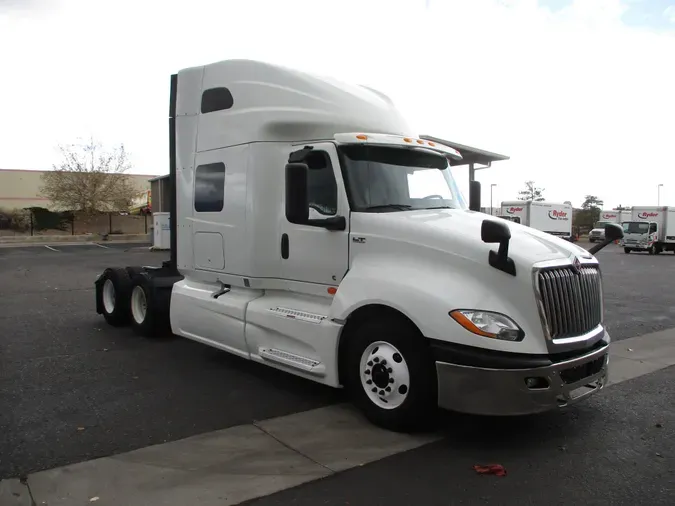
[449, 310, 524, 342]
[333, 133, 462, 159]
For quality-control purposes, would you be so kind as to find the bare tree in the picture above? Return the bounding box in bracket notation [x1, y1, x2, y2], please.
[518, 180, 545, 201]
[40, 137, 136, 213]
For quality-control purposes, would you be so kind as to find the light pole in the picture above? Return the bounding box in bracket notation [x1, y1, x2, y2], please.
[490, 184, 497, 215]
[657, 184, 663, 205]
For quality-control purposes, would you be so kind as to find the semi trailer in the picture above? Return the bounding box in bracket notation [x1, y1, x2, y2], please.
[94, 59, 622, 432]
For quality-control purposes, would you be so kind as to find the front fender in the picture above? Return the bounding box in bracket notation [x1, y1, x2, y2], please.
[330, 253, 548, 355]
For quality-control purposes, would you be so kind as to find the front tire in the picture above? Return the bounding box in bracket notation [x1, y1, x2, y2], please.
[344, 318, 437, 433]
[624, 248, 631, 254]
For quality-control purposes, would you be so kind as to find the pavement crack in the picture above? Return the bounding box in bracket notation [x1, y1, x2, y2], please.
[251, 421, 335, 474]
[19, 475, 37, 506]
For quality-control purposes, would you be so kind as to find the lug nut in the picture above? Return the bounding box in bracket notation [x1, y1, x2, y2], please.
[366, 379, 372, 384]
[379, 390, 385, 395]
[389, 378, 394, 384]
[387, 368, 393, 373]
[373, 357, 380, 363]
[365, 369, 370, 375]
[385, 386, 391, 392]
[381, 359, 387, 365]
[367, 361, 373, 367]
[372, 387, 377, 392]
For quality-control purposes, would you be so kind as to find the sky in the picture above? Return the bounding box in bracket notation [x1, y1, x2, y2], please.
[0, 0, 674, 209]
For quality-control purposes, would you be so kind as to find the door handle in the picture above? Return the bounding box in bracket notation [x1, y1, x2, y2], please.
[281, 233, 289, 259]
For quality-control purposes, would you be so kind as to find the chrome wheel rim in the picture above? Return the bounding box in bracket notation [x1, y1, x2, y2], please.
[130, 285, 147, 324]
[102, 279, 116, 314]
[359, 341, 410, 410]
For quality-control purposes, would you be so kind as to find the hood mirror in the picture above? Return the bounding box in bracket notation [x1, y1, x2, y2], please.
[604, 223, 623, 242]
[481, 219, 516, 276]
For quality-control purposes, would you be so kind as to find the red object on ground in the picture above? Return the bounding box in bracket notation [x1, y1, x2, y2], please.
[473, 464, 507, 476]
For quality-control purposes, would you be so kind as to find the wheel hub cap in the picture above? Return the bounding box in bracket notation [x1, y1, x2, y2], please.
[359, 341, 410, 410]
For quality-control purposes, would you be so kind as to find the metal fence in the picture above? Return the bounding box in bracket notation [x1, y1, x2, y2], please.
[0, 208, 150, 237]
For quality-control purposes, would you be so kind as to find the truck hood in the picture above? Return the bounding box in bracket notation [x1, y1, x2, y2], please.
[354, 208, 591, 268]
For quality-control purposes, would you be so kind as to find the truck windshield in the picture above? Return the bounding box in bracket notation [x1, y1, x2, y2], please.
[623, 222, 649, 234]
[338, 144, 467, 212]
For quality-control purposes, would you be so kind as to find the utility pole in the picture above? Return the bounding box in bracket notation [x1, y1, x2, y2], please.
[658, 184, 663, 206]
[490, 184, 497, 215]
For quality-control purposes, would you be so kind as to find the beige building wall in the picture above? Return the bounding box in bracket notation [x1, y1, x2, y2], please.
[0, 169, 155, 212]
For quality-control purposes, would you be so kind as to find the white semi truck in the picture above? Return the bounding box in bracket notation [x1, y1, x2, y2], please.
[589, 209, 631, 243]
[499, 201, 574, 241]
[620, 206, 675, 254]
[94, 59, 622, 432]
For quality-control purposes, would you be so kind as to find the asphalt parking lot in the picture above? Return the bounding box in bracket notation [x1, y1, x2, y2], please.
[0, 243, 342, 480]
[1, 240, 675, 501]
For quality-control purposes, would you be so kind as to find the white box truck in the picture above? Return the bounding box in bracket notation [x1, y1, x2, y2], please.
[621, 206, 675, 254]
[499, 201, 573, 241]
[589, 209, 631, 243]
[93, 59, 621, 432]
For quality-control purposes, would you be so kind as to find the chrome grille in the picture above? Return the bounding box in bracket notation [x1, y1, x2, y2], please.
[537, 265, 602, 339]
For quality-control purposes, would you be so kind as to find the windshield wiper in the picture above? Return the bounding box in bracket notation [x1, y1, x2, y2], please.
[363, 204, 413, 212]
[422, 205, 454, 210]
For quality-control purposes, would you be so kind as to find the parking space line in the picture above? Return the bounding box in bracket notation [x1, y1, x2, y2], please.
[7, 328, 675, 506]
[44, 245, 60, 252]
[94, 243, 110, 249]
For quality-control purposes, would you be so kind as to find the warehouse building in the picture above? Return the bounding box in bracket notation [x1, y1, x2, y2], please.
[0, 168, 156, 211]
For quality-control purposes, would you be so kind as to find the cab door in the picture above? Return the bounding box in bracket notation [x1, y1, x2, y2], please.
[280, 142, 350, 287]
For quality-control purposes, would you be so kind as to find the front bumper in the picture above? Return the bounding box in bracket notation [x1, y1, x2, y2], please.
[431, 336, 610, 416]
[622, 242, 649, 250]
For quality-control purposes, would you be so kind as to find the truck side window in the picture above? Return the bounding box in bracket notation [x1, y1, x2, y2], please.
[194, 162, 225, 213]
[649, 223, 657, 233]
[305, 151, 337, 216]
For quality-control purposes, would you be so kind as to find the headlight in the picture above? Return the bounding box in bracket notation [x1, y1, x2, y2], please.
[449, 309, 524, 342]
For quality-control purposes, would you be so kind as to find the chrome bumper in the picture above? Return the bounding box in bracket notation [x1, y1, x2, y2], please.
[435, 341, 609, 416]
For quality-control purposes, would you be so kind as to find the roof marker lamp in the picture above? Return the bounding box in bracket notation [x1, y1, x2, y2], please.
[449, 310, 524, 342]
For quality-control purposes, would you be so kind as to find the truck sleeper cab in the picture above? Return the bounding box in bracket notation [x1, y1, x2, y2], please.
[94, 59, 619, 432]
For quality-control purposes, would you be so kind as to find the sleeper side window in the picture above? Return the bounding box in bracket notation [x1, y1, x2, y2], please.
[194, 162, 225, 213]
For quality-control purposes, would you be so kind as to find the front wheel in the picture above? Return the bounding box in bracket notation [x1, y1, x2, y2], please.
[624, 248, 631, 254]
[344, 318, 437, 432]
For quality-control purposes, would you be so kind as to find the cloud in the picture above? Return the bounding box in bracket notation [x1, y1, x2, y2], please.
[0, 0, 673, 208]
[665, 5, 675, 23]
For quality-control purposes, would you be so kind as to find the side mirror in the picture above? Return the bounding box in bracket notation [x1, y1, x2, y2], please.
[481, 219, 516, 276]
[604, 223, 623, 241]
[285, 163, 309, 224]
[482, 219, 511, 244]
[469, 180, 481, 212]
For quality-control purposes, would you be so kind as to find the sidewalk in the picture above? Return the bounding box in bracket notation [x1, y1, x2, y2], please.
[2, 329, 674, 506]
